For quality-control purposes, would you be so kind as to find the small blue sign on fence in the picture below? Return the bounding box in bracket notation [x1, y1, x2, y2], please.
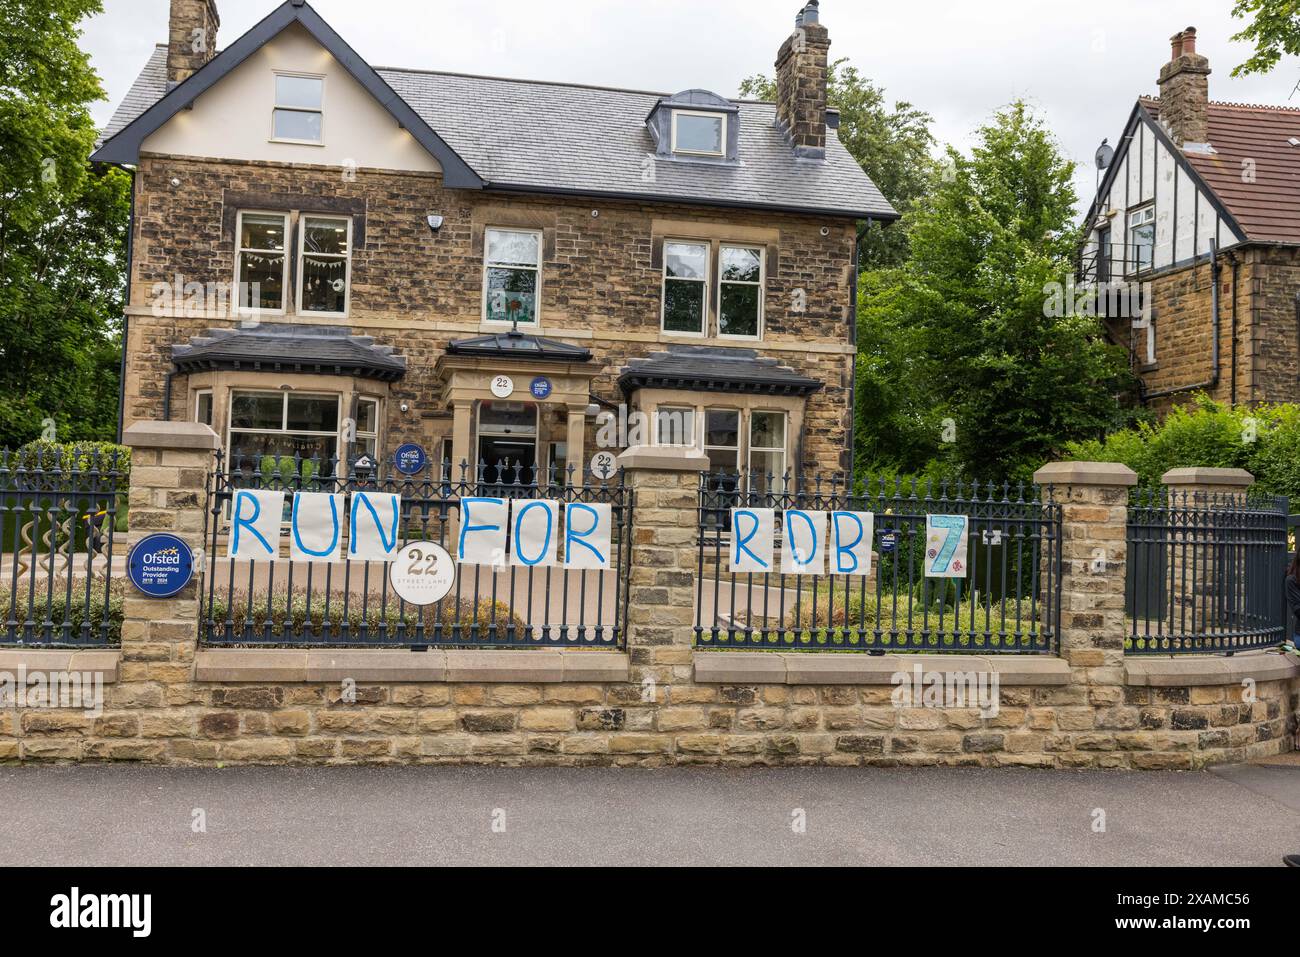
[530, 377, 553, 400]
[394, 443, 427, 476]
[127, 533, 195, 598]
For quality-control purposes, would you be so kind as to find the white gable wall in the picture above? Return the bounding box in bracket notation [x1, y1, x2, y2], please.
[1084, 112, 1244, 275]
[141, 23, 441, 174]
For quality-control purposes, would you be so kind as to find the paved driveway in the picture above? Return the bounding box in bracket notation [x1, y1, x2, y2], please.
[0, 764, 1296, 866]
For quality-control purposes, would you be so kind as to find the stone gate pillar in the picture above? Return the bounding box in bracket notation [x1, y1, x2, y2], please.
[1033, 462, 1137, 756]
[119, 421, 218, 709]
[617, 445, 710, 743]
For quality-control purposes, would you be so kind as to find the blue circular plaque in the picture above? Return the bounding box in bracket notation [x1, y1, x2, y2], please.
[127, 533, 195, 598]
[530, 377, 553, 400]
[394, 443, 428, 476]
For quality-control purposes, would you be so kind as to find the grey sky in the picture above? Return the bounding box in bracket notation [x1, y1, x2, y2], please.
[82, 0, 1300, 215]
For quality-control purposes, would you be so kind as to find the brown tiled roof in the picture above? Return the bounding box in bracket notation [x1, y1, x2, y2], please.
[1143, 96, 1300, 242]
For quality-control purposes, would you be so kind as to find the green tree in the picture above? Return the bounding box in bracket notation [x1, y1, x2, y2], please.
[855, 101, 1135, 481]
[0, 0, 129, 447]
[739, 60, 935, 267]
[1229, 0, 1300, 77]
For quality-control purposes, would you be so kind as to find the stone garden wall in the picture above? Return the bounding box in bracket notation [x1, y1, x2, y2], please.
[0, 425, 1295, 768]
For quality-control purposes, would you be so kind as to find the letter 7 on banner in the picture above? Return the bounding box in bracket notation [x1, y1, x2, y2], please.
[458, 498, 508, 566]
[730, 508, 774, 573]
[925, 514, 969, 578]
[781, 510, 826, 576]
[290, 492, 344, 562]
[349, 491, 401, 562]
[510, 500, 558, 567]
[564, 502, 611, 570]
[830, 511, 873, 576]
[228, 489, 284, 560]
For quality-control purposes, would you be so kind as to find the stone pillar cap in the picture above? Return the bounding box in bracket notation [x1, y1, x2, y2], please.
[1161, 466, 1254, 487]
[123, 420, 220, 451]
[1033, 461, 1138, 487]
[617, 445, 711, 472]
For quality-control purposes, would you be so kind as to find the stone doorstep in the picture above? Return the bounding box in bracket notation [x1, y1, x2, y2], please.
[193, 648, 629, 684]
[694, 652, 1071, 686]
[0, 649, 119, 682]
[1125, 651, 1300, 687]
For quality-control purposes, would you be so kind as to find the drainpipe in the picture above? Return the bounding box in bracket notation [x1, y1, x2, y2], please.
[161, 370, 174, 421]
[1229, 255, 1239, 406]
[115, 166, 137, 441]
[846, 219, 869, 484]
[1142, 239, 1221, 402]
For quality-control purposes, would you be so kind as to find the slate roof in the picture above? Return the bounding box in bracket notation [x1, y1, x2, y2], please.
[445, 329, 593, 362]
[1141, 97, 1300, 243]
[172, 325, 407, 381]
[618, 346, 825, 397]
[97, 3, 895, 220]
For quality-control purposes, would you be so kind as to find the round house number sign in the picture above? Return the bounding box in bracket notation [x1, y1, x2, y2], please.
[490, 375, 514, 399]
[389, 541, 456, 606]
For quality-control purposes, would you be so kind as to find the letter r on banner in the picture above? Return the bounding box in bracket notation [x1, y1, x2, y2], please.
[730, 508, 774, 573]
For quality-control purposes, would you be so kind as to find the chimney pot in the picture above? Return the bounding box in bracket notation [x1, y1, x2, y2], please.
[1170, 30, 1185, 60]
[1182, 26, 1197, 55]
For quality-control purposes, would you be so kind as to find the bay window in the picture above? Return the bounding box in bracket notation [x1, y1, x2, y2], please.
[228, 391, 340, 472]
[748, 411, 787, 481]
[353, 397, 380, 458]
[484, 228, 541, 325]
[655, 406, 697, 447]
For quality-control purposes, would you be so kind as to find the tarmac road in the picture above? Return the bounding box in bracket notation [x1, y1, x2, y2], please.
[0, 763, 1296, 866]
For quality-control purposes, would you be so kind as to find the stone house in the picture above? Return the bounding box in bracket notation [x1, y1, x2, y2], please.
[95, 0, 895, 482]
[1080, 26, 1300, 413]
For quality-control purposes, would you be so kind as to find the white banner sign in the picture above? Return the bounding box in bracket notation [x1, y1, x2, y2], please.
[510, 499, 559, 567]
[228, 489, 285, 560]
[829, 511, 874, 576]
[781, 509, 826, 576]
[563, 502, 612, 570]
[457, 497, 509, 566]
[348, 492, 402, 562]
[925, 514, 969, 578]
[289, 492, 345, 563]
[730, 508, 775, 574]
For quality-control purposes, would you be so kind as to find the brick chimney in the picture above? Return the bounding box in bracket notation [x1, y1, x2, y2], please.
[774, 1, 831, 158]
[167, 0, 220, 86]
[1157, 26, 1211, 147]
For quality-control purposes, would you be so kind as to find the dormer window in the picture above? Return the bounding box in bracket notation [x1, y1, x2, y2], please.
[672, 111, 726, 157]
[272, 73, 324, 144]
[648, 91, 739, 162]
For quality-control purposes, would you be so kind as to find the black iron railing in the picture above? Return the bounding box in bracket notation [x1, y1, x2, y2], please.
[0, 448, 125, 647]
[201, 452, 633, 649]
[694, 472, 1062, 654]
[1127, 487, 1288, 654]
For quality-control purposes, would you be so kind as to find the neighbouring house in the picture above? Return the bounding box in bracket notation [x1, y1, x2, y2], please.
[1079, 26, 1300, 412]
[93, 0, 894, 483]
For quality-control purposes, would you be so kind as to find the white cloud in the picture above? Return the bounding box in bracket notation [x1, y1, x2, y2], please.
[82, 0, 1300, 216]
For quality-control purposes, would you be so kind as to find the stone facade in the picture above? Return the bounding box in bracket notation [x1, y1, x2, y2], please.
[0, 433, 1295, 769]
[1117, 245, 1300, 415]
[125, 153, 857, 474]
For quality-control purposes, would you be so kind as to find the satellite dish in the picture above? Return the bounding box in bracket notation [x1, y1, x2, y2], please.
[1095, 138, 1115, 171]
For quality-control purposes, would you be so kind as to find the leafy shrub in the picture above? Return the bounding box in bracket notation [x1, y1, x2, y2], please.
[10, 440, 130, 490]
[0, 578, 124, 644]
[1063, 395, 1300, 500]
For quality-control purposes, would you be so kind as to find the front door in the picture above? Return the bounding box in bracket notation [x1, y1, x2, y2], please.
[477, 401, 538, 483]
